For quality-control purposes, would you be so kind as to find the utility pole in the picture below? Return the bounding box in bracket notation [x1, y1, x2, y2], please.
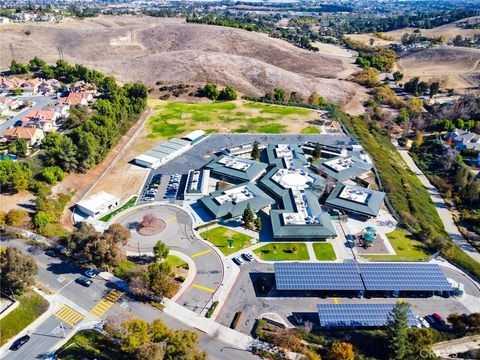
[9, 43, 14, 62]
[137, 242, 141, 257]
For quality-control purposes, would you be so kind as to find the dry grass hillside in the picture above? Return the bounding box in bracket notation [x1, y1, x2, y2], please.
[395, 46, 480, 90]
[347, 16, 480, 45]
[0, 15, 367, 113]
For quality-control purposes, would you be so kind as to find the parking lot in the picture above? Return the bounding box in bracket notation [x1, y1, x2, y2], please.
[139, 173, 188, 203]
[215, 260, 477, 335]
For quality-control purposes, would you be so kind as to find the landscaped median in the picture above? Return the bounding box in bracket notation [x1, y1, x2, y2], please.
[99, 196, 138, 222]
[200, 226, 254, 256]
[253, 242, 309, 261]
[0, 291, 49, 346]
[312, 243, 336, 260]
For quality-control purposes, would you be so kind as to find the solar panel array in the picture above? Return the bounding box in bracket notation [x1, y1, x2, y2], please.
[274, 262, 452, 293]
[274, 262, 364, 291]
[359, 263, 452, 292]
[317, 303, 419, 328]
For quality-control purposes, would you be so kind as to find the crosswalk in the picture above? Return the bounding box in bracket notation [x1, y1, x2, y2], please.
[90, 290, 124, 318]
[54, 305, 84, 326]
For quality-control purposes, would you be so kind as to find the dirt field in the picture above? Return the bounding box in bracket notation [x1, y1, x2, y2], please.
[347, 16, 480, 46]
[395, 46, 480, 90]
[0, 15, 366, 114]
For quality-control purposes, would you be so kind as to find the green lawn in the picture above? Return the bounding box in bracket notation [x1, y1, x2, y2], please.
[301, 126, 321, 134]
[99, 196, 137, 222]
[166, 254, 189, 269]
[56, 330, 129, 360]
[364, 228, 431, 262]
[113, 259, 142, 280]
[0, 292, 49, 346]
[312, 243, 336, 260]
[200, 226, 254, 256]
[147, 100, 314, 138]
[253, 242, 309, 261]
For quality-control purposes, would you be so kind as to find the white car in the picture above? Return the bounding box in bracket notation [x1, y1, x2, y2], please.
[416, 315, 430, 328]
[242, 253, 254, 261]
[233, 256, 245, 265]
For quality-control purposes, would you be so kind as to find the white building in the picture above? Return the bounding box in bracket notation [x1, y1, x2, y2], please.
[76, 191, 120, 219]
[134, 138, 191, 169]
[184, 169, 210, 201]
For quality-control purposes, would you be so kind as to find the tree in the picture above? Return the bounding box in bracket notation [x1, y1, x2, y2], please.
[385, 302, 411, 360]
[251, 141, 260, 160]
[288, 91, 303, 104]
[407, 328, 434, 358]
[9, 60, 28, 74]
[255, 217, 262, 232]
[203, 83, 219, 101]
[28, 56, 47, 71]
[134, 343, 165, 360]
[8, 138, 28, 157]
[105, 223, 131, 246]
[242, 204, 255, 229]
[429, 82, 440, 97]
[308, 92, 319, 106]
[140, 213, 159, 228]
[353, 68, 380, 88]
[273, 88, 286, 103]
[5, 209, 28, 227]
[0, 246, 38, 294]
[312, 142, 321, 159]
[291, 245, 298, 253]
[369, 38, 375, 47]
[218, 85, 237, 101]
[153, 240, 169, 261]
[41, 166, 65, 185]
[393, 71, 404, 83]
[122, 319, 151, 353]
[33, 211, 54, 230]
[146, 262, 178, 298]
[328, 341, 355, 360]
[57, 137, 78, 172]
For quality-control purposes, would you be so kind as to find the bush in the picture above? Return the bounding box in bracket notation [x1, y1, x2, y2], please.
[231, 311, 243, 329]
[218, 86, 237, 101]
[206, 301, 219, 318]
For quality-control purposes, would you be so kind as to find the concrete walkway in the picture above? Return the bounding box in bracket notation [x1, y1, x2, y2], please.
[396, 146, 480, 263]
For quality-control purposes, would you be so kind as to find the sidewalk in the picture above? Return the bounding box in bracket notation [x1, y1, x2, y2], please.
[396, 145, 480, 263]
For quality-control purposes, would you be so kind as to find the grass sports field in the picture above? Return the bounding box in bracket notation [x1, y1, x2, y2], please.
[146, 99, 319, 138]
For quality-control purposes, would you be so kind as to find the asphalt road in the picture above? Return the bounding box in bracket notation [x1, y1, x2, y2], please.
[1, 238, 256, 360]
[117, 204, 224, 314]
[0, 94, 57, 136]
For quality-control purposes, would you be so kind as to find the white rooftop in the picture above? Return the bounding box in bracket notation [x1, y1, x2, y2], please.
[214, 185, 256, 205]
[282, 190, 321, 225]
[77, 191, 120, 214]
[271, 168, 315, 190]
[338, 185, 371, 204]
[217, 156, 253, 172]
[183, 129, 206, 141]
[275, 144, 294, 159]
[324, 157, 354, 172]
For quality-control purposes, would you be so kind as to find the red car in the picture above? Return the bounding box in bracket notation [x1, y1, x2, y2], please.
[432, 313, 446, 325]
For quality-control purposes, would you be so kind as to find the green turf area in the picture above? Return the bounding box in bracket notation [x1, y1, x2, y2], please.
[56, 330, 129, 360]
[0, 292, 49, 346]
[312, 243, 336, 260]
[364, 228, 431, 262]
[301, 126, 321, 134]
[200, 226, 253, 256]
[147, 100, 314, 138]
[113, 259, 142, 280]
[243, 102, 312, 116]
[99, 196, 137, 222]
[254, 242, 309, 261]
[166, 254, 189, 269]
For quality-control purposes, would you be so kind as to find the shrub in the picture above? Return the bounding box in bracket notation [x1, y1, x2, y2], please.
[206, 301, 219, 318]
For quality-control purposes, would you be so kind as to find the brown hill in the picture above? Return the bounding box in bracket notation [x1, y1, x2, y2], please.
[395, 46, 480, 90]
[0, 15, 367, 113]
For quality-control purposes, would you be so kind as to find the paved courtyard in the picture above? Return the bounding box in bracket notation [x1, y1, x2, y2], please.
[116, 204, 224, 313]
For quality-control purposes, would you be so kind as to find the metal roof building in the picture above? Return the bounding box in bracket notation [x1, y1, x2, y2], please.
[205, 155, 268, 183]
[325, 183, 385, 218]
[198, 182, 274, 219]
[134, 138, 191, 169]
[312, 156, 372, 182]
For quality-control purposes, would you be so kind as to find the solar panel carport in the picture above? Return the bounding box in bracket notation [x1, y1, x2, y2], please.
[317, 303, 418, 328]
[274, 262, 452, 296]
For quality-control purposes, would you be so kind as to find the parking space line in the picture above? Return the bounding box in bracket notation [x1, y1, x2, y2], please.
[192, 283, 215, 293]
[90, 290, 124, 318]
[192, 249, 212, 258]
[54, 305, 84, 326]
[165, 216, 176, 222]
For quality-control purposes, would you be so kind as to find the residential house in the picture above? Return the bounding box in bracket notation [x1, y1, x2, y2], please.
[58, 91, 93, 106]
[22, 109, 61, 132]
[446, 129, 480, 152]
[0, 77, 24, 92]
[0, 98, 21, 113]
[21, 78, 43, 95]
[38, 79, 61, 95]
[3, 127, 44, 145]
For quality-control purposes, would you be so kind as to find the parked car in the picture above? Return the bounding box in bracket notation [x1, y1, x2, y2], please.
[242, 253, 254, 261]
[76, 276, 92, 287]
[84, 269, 96, 278]
[416, 315, 430, 328]
[10, 335, 30, 351]
[233, 256, 245, 265]
[432, 313, 446, 325]
[424, 315, 436, 326]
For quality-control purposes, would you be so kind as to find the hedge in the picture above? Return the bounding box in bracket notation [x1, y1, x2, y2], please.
[231, 311, 243, 329]
[206, 301, 219, 318]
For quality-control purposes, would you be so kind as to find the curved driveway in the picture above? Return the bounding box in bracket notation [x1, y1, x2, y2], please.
[116, 204, 224, 314]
